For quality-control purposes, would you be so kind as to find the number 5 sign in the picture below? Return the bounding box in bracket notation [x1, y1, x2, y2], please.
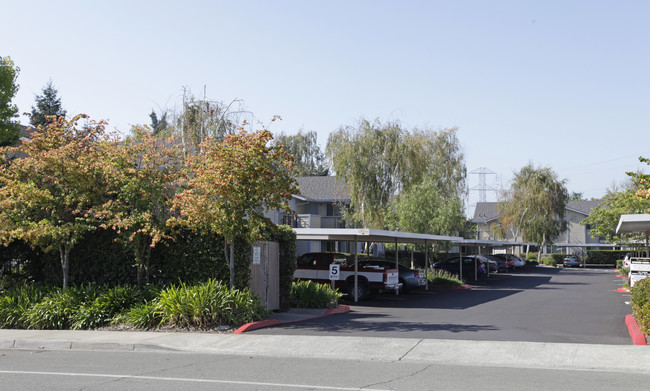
[329, 264, 340, 280]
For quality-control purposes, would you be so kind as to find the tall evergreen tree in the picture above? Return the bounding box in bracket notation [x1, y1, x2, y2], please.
[30, 80, 67, 127]
[0, 56, 20, 146]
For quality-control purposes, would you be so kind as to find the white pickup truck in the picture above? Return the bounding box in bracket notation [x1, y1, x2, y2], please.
[294, 252, 401, 300]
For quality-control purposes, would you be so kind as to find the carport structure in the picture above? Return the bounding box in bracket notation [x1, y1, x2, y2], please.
[293, 228, 533, 301]
[616, 214, 650, 257]
[294, 228, 463, 301]
[458, 239, 534, 280]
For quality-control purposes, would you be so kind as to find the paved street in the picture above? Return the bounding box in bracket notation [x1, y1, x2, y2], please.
[1, 347, 650, 391]
[252, 267, 632, 344]
[1, 266, 646, 390]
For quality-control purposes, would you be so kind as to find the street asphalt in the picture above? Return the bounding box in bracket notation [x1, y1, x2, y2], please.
[1, 309, 649, 375]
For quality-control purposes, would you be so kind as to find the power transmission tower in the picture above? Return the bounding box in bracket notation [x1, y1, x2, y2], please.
[469, 167, 497, 203]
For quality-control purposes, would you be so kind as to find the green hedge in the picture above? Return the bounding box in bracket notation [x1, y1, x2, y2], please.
[1, 228, 255, 289]
[631, 277, 650, 335]
[585, 250, 629, 265]
[551, 254, 565, 264]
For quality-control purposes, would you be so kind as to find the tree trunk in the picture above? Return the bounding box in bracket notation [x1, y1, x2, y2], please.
[134, 236, 152, 286]
[229, 238, 235, 289]
[59, 245, 71, 290]
[225, 237, 236, 289]
[537, 233, 546, 264]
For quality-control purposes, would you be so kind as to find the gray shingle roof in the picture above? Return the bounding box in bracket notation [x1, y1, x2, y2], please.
[472, 199, 602, 223]
[566, 200, 602, 215]
[295, 176, 350, 202]
[472, 202, 499, 222]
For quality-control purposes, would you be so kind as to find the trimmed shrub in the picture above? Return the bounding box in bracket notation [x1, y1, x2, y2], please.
[290, 280, 342, 308]
[585, 250, 629, 265]
[631, 277, 650, 335]
[540, 257, 557, 267]
[525, 253, 538, 262]
[551, 254, 565, 264]
[427, 269, 464, 286]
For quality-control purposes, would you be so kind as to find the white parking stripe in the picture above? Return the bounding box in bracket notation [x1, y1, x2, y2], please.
[0, 370, 392, 391]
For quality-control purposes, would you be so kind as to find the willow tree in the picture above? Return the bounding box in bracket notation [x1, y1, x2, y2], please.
[327, 119, 466, 235]
[170, 125, 298, 288]
[0, 115, 113, 289]
[273, 130, 328, 176]
[498, 164, 568, 261]
[326, 119, 405, 229]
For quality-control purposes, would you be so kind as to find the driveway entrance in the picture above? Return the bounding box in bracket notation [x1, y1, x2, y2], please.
[252, 267, 632, 344]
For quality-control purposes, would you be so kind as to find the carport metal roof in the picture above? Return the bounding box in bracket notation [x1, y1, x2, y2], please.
[616, 214, 650, 234]
[293, 228, 463, 244]
[616, 214, 650, 257]
[293, 228, 534, 248]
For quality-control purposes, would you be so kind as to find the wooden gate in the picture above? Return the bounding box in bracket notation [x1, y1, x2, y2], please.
[249, 241, 280, 310]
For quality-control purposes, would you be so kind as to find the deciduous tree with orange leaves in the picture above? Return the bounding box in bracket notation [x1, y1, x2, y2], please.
[170, 124, 298, 288]
[0, 115, 115, 289]
[98, 125, 184, 285]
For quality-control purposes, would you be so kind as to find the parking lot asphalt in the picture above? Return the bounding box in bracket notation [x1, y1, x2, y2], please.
[249, 266, 635, 345]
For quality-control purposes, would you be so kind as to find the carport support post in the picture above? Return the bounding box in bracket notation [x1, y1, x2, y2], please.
[395, 238, 399, 296]
[425, 240, 429, 291]
[354, 238, 358, 303]
[459, 244, 463, 282]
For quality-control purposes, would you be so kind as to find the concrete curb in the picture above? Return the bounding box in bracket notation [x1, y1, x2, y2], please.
[233, 305, 351, 334]
[625, 314, 647, 345]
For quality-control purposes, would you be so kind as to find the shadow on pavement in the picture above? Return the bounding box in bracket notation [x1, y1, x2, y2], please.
[267, 311, 499, 335]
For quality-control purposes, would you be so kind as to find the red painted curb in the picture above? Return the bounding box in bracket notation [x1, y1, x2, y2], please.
[324, 305, 351, 315]
[625, 314, 647, 345]
[233, 305, 351, 334]
[618, 287, 631, 293]
[616, 275, 627, 278]
[233, 319, 281, 334]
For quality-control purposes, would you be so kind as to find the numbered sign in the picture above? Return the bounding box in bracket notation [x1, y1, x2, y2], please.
[329, 264, 340, 280]
[253, 246, 261, 265]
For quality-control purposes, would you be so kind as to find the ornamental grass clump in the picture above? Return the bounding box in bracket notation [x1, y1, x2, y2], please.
[71, 285, 144, 330]
[427, 269, 464, 287]
[127, 279, 268, 329]
[0, 285, 50, 328]
[290, 280, 342, 308]
[24, 284, 100, 330]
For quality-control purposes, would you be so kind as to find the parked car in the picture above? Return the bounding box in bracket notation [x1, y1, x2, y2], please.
[470, 255, 498, 273]
[563, 257, 581, 268]
[486, 254, 514, 272]
[622, 253, 631, 269]
[496, 253, 526, 268]
[358, 260, 426, 293]
[294, 253, 401, 300]
[433, 255, 491, 280]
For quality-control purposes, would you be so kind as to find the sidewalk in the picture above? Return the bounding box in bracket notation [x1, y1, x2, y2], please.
[1, 328, 650, 374]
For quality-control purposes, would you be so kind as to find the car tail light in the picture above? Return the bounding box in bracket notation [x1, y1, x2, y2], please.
[414, 271, 420, 278]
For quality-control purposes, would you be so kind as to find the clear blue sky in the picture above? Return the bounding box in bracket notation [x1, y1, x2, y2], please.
[4, 0, 649, 214]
